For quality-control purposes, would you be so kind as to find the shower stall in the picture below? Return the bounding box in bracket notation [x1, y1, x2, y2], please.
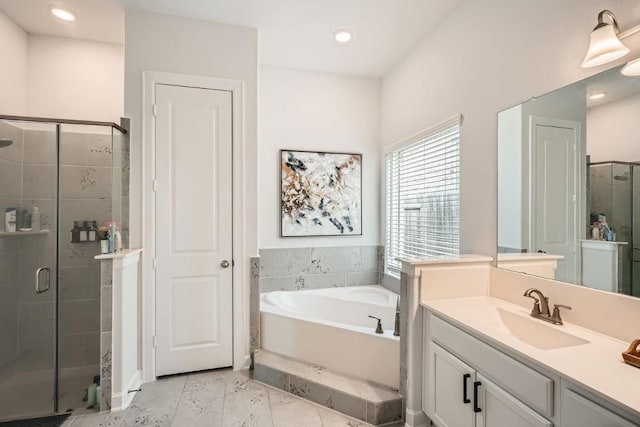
[0, 115, 129, 421]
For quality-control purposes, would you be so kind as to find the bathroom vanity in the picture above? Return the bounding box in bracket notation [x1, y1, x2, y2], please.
[422, 298, 640, 426]
[398, 256, 640, 427]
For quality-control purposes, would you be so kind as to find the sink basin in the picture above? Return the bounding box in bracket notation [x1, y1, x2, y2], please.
[496, 308, 589, 350]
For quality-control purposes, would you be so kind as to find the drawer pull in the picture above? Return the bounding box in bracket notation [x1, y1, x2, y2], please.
[463, 373, 471, 404]
[473, 381, 482, 413]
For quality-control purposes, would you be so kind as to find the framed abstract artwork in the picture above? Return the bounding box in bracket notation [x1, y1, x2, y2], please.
[280, 150, 362, 237]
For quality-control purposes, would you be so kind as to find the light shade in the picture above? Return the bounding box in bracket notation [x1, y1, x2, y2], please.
[622, 57, 640, 76]
[582, 11, 630, 68]
[582, 23, 629, 67]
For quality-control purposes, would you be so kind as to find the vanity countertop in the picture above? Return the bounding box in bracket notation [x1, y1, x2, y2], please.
[94, 248, 143, 260]
[580, 239, 628, 245]
[422, 296, 640, 417]
[497, 253, 564, 261]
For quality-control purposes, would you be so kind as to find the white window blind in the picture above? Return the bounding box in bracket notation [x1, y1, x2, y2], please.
[385, 116, 461, 277]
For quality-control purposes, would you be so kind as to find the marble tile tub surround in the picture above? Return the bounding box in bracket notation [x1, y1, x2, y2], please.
[254, 350, 403, 426]
[100, 259, 114, 412]
[63, 368, 390, 427]
[259, 246, 384, 292]
[250, 256, 261, 353]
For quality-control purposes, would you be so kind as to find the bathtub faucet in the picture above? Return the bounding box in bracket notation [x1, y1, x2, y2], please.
[394, 296, 400, 337]
[368, 315, 384, 334]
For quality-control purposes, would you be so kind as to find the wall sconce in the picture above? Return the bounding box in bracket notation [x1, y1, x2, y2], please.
[581, 10, 640, 75]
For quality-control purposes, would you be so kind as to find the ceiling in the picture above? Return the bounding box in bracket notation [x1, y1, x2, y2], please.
[0, 0, 462, 77]
[0, 0, 124, 44]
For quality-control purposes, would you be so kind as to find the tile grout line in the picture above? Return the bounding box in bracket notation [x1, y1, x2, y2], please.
[220, 373, 228, 426]
[168, 376, 188, 426]
[265, 376, 276, 427]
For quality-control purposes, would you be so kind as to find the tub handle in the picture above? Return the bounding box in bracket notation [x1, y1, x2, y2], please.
[368, 315, 384, 334]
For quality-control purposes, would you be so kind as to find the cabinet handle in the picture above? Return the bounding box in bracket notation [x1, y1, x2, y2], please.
[473, 381, 482, 413]
[462, 373, 471, 404]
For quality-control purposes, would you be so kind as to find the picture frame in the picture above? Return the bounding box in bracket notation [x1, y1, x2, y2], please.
[280, 149, 362, 237]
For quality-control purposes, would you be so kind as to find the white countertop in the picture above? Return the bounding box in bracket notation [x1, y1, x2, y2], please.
[398, 254, 493, 266]
[580, 239, 628, 245]
[497, 253, 564, 261]
[422, 296, 640, 417]
[95, 248, 143, 260]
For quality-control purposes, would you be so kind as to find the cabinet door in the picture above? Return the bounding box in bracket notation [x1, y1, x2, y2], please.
[429, 343, 475, 427]
[476, 374, 552, 427]
[562, 389, 637, 427]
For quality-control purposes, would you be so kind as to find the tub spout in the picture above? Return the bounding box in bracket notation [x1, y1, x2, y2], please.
[368, 315, 384, 334]
[394, 296, 400, 337]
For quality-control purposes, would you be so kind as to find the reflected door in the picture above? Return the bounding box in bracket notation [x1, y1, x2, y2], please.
[154, 84, 234, 376]
[0, 121, 58, 421]
[531, 118, 580, 283]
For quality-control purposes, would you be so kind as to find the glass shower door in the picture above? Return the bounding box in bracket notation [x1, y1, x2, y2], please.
[0, 121, 58, 421]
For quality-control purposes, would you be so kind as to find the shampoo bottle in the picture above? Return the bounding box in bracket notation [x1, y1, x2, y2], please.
[4, 208, 16, 232]
[71, 221, 80, 243]
[80, 221, 88, 242]
[31, 203, 40, 232]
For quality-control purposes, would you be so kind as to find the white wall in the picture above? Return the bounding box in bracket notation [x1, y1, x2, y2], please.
[124, 9, 258, 378]
[259, 66, 381, 248]
[124, 9, 258, 253]
[588, 93, 640, 162]
[380, 0, 640, 256]
[0, 9, 27, 115]
[26, 35, 123, 123]
[497, 105, 522, 250]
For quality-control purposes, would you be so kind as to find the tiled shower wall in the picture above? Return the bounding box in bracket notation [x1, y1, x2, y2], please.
[57, 127, 115, 379]
[0, 121, 126, 409]
[0, 121, 58, 375]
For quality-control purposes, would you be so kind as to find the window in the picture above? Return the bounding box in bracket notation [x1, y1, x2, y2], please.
[385, 116, 461, 277]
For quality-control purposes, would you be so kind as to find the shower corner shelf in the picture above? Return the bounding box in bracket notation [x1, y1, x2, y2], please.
[0, 230, 50, 237]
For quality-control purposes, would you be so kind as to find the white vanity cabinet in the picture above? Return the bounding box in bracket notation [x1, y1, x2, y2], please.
[428, 343, 551, 427]
[561, 388, 637, 427]
[423, 307, 640, 427]
[424, 311, 554, 427]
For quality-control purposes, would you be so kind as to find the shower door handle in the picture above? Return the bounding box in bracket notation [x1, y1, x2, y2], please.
[35, 267, 51, 294]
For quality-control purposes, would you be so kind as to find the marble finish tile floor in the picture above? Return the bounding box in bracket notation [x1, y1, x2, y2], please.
[62, 368, 397, 427]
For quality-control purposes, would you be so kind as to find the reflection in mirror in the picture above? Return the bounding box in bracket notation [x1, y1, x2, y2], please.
[497, 64, 640, 298]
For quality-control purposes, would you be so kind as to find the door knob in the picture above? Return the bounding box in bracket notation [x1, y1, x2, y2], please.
[220, 260, 230, 268]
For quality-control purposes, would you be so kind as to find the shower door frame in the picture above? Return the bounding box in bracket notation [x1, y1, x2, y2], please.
[0, 114, 127, 421]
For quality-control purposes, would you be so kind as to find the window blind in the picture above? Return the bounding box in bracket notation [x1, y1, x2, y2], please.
[385, 117, 461, 277]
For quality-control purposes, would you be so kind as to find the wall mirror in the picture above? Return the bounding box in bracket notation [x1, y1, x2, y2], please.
[497, 64, 640, 297]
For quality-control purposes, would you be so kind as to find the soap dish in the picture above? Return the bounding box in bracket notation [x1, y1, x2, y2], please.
[622, 339, 640, 368]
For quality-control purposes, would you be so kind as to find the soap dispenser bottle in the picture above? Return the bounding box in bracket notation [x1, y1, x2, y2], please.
[71, 221, 80, 243]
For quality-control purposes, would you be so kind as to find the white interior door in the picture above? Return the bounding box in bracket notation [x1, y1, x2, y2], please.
[531, 119, 580, 283]
[154, 83, 233, 376]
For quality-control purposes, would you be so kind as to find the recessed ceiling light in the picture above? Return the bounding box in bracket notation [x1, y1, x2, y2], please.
[49, 4, 76, 22]
[334, 29, 353, 44]
[589, 92, 606, 100]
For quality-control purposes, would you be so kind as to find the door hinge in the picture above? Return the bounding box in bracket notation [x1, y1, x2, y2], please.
[152, 104, 157, 117]
[153, 180, 158, 192]
[572, 194, 577, 202]
[573, 143, 577, 152]
[152, 335, 157, 348]
[153, 258, 157, 270]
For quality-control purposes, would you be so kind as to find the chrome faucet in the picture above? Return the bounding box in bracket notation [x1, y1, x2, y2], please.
[523, 288, 572, 325]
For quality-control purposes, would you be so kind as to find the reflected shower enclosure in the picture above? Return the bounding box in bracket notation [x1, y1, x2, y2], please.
[588, 161, 640, 296]
[0, 116, 129, 421]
